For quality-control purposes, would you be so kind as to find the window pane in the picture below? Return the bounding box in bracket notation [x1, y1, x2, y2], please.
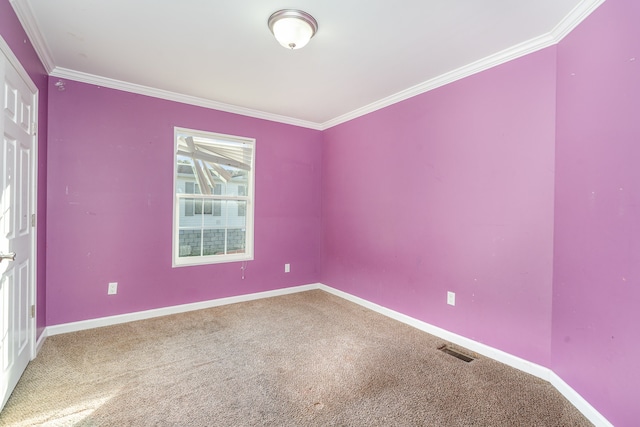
[180, 198, 202, 226]
[221, 200, 246, 228]
[227, 228, 246, 254]
[177, 160, 195, 177]
[212, 184, 222, 216]
[177, 136, 251, 198]
[203, 205, 224, 228]
[178, 229, 202, 257]
[220, 171, 248, 197]
[181, 197, 194, 219]
[202, 229, 225, 256]
[174, 127, 254, 266]
[203, 200, 213, 215]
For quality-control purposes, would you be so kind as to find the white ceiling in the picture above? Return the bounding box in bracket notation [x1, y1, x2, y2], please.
[12, 0, 603, 129]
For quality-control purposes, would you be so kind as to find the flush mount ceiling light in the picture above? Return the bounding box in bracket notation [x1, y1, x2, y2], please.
[268, 9, 318, 50]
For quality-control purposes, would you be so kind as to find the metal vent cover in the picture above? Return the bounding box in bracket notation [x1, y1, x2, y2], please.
[438, 345, 475, 363]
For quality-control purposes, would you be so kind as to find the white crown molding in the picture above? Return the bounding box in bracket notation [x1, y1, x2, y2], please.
[49, 67, 323, 131]
[551, 0, 606, 41]
[320, 0, 605, 130]
[320, 33, 555, 130]
[10, 0, 604, 131]
[9, 0, 55, 74]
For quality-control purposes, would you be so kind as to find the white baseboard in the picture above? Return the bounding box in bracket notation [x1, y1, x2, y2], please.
[42, 282, 611, 426]
[549, 372, 614, 427]
[317, 284, 612, 427]
[35, 328, 47, 353]
[32, 327, 48, 360]
[317, 284, 550, 379]
[45, 283, 320, 336]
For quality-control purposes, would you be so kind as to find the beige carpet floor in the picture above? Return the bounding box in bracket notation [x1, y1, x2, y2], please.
[0, 290, 592, 426]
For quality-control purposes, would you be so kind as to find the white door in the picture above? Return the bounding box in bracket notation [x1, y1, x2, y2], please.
[0, 43, 36, 412]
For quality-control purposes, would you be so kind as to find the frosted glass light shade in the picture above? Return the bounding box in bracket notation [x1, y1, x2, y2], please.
[268, 10, 318, 50]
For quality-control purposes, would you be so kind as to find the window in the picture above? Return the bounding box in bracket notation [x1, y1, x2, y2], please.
[237, 185, 246, 216]
[173, 127, 255, 266]
[213, 184, 222, 216]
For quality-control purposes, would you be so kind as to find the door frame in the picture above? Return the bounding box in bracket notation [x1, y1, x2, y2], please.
[0, 34, 39, 362]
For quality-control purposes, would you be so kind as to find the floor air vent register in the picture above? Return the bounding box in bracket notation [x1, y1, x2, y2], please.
[438, 344, 476, 363]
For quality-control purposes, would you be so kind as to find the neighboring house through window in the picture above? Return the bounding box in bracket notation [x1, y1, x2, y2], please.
[237, 185, 246, 217]
[173, 127, 255, 266]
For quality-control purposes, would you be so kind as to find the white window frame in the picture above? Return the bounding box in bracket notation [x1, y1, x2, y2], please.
[172, 127, 255, 267]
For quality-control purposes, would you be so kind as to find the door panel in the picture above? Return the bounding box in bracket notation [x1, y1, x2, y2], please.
[0, 45, 35, 412]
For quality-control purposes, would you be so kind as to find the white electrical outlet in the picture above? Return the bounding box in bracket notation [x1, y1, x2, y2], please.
[108, 282, 118, 295]
[284, 263, 290, 273]
[447, 291, 456, 306]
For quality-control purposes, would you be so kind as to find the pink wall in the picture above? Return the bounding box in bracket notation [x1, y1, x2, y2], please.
[6, 0, 637, 422]
[321, 48, 557, 366]
[553, 0, 640, 425]
[46, 81, 322, 325]
[0, 2, 48, 337]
